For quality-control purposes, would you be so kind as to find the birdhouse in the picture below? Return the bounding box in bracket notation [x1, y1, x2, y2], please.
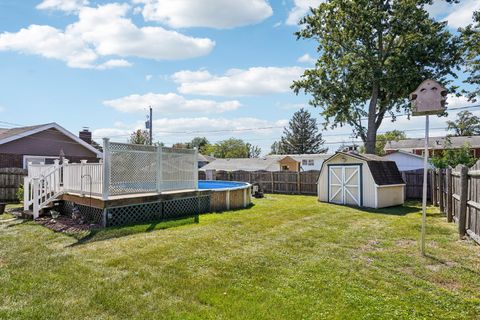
[409, 79, 447, 116]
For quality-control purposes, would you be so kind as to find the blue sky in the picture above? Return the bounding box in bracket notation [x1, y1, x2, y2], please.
[0, 0, 479, 154]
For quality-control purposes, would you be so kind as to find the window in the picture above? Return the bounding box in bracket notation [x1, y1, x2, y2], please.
[302, 159, 308, 165]
[308, 159, 314, 166]
[281, 165, 289, 171]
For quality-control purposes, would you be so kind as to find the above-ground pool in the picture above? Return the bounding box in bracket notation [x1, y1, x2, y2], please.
[198, 180, 249, 190]
[198, 180, 252, 212]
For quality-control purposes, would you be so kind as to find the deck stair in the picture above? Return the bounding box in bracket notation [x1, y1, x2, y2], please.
[24, 162, 65, 219]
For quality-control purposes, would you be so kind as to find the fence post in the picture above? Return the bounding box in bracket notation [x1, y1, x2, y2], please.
[438, 169, 444, 214]
[458, 165, 469, 238]
[193, 147, 198, 190]
[431, 169, 437, 206]
[156, 145, 162, 192]
[297, 172, 301, 194]
[446, 167, 453, 222]
[271, 172, 274, 193]
[102, 138, 110, 200]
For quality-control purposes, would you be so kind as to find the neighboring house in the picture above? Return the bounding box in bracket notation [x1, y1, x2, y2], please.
[0, 123, 102, 168]
[198, 154, 216, 168]
[200, 157, 280, 172]
[384, 135, 480, 158]
[382, 150, 432, 171]
[267, 154, 332, 171]
[200, 154, 332, 172]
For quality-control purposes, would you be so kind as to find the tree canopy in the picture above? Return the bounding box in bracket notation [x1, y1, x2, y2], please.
[460, 10, 480, 102]
[279, 108, 327, 154]
[292, 0, 461, 154]
[359, 130, 406, 155]
[446, 110, 480, 136]
[203, 138, 261, 158]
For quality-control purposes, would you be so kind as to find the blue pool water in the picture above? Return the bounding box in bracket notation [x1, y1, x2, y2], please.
[198, 180, 248, 190]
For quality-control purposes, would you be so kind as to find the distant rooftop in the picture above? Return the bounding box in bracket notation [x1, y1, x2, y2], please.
[385, 135, 480, 150]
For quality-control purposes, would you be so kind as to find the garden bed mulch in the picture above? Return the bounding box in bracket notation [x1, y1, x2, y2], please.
[36, 216, 101, 234]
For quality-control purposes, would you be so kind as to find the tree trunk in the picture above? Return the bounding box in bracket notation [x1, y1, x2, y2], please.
[364, 84, 379, 154]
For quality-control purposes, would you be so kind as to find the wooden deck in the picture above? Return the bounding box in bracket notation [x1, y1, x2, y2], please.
[59, 189, 214, 209]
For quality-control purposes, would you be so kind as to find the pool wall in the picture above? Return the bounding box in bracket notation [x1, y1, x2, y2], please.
[208, 183, 252, 212]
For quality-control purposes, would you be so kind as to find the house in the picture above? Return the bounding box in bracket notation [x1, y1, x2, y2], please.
[197, 154, 215, 168]
[200, 157, 281, 172]
[317, 152, 405, 208]
[384, 135, 480, 158]
[382, 150, 432, 171]
[0, 123, 102, 168]
[266, 154, 332, 171]
[200, 153, 332, 172]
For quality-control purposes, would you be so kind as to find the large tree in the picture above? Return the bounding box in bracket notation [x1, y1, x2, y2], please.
[292, 0, 461, 154]
[460, 10, 480, 101]
[280, 108, 327, 154]
[447, 110, 480, 136]
[208, 138, 261, 158]
[359, 130, 406, 155]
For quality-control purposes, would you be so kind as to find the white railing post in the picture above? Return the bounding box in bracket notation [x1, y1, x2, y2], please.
[32, 178, 39, 219]
[23, 177, 30, 211]
[194, 147, 198, 190]
[156, 146, 163, 193]
[80, 160, 87, 195]
[102, 138, 110, 200]
[53, 159, 60, 193]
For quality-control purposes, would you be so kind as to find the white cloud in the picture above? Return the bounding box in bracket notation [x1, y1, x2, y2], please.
[97, 59, 132, 70]
[427, 0, 480, 29]
[297, 53, 315, 64]
[103, 93, 242, 114]
[286, 0, 324, 25]
[145, 74, 153, 81]
[0, 3, 214, 69]
[93, 117, 288, 147]
[0, 106, 5, 112]
[444, 0, 480, 28]
[36, 0, 89, 12]
[172, 66, 304, 97]
[133, 0, 273, 29]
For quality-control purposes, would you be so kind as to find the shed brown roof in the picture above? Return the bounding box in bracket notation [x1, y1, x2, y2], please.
[332, 152, 405, 186]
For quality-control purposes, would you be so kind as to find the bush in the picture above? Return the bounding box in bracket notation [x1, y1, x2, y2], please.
[16, 184, 24, 203]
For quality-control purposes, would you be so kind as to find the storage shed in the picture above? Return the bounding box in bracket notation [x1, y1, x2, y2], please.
[317, 152, 405, 208]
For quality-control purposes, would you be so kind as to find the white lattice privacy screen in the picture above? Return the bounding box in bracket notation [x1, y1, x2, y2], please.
[105, 140, 198, 196]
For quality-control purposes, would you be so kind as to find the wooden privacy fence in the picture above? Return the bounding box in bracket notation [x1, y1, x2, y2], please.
[400, 169, 432, 201]
[431, 161, 480, 245]
[0, 168, 27, 202]
[199, 170, 320, 195]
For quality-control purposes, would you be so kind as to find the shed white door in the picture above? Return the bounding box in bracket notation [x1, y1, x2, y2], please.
[328, 165, 361, 206]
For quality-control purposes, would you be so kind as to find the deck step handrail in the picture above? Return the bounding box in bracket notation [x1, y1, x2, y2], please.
[25, 162, 64, 218]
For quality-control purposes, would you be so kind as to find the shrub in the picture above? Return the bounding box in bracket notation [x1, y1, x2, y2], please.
[16, 184, 24, 203]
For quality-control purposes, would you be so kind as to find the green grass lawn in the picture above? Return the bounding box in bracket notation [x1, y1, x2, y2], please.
[1, 195, 479, 319]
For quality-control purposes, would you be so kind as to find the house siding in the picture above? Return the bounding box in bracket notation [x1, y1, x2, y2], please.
[0, 128, 100, 168]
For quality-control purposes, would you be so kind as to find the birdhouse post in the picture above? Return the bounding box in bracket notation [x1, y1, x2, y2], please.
[409, 79, 447, 256]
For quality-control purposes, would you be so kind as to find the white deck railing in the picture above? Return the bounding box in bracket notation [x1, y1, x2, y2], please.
[25, 139, 198, 218]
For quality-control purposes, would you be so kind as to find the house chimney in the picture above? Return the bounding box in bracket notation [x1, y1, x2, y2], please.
[79, 127, 92, 144]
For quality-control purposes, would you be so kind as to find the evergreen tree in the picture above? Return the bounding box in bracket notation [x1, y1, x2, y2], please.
[280, 108, 327, 154]
[129, 129, 150, 145]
